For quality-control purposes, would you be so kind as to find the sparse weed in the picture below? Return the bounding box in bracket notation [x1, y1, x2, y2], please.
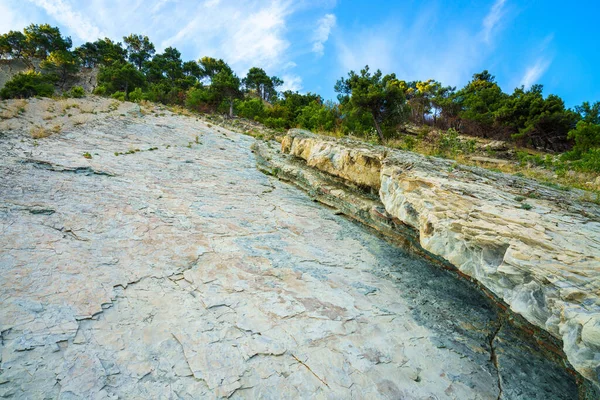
[30, 126, 51, 139]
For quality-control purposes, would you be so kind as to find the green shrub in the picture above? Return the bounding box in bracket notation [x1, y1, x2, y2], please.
[263, 117, 287, 130]
[437, 128, 461, 156]
[69, 86, 85, 98]
[111, 91, 125, 101]
[402, 135, 417, 151]
[93, 85, 107, 96]
[185, 87, 214, 112]
[235, 98, 265, 121]
[571, 148, 600, 172]
[128, 87, 144, 103]
[0, 71, 55, 99]
[297, 100, 339, 132]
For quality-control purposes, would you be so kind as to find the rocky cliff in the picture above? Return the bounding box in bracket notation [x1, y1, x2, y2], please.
[0, 59, 98, 93]
[1, 98, 596, 398]
[255, 129, 600, 389]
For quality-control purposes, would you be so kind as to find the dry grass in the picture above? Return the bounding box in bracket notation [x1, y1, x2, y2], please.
[0, 100, 27, 120]
[167, 105, 192, 116]
[383, 132, 600, 193]
[30, 126, 52, 139]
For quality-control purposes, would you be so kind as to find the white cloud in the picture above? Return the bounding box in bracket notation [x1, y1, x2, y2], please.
[27, 0, 103, 42]
[312, 13, 336, 56]
[281, 74, 302, 92]
[481, 0, 506, 43]
[0, 1, 27, 32]
[520, 58, 551, 89]
[159, 0, 292, 73]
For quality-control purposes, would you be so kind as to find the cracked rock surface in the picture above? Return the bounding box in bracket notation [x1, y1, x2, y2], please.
[277, 129, 600, 390]
[0, 103, 583, 398]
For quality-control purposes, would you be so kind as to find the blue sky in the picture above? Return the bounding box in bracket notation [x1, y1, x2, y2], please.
[1, 0, 598, 107]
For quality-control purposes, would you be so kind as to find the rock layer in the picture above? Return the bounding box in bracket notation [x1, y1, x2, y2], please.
[0, 101, 591, 398]
[274, 129, 600, 388]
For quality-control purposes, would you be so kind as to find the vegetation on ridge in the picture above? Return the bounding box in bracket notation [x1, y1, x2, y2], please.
[1, 23, 599, 193]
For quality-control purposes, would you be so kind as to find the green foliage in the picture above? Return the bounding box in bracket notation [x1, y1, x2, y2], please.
[0, 30, 28, 61]
[23, 24, 72, 60]
[98, 61, 145, 99]
[123, 34, 155, 70]
[564, 121, 600, 158]
[185, 87, 214, 112]
[235, 98, 265, 120]
[111, 91, 125, 101]
[69, 86, 85, 98]
[263, 117, 287, 130]
[128, 87, 144, 102]
[455, 70, 506, 128]
[242, 67, 283, 102]
[40, 50, 80, 88]
[335, 65, 408, 141]
[520, 203, 532, 210]
[75, 38, 127, 68]
[93, 85, 107, 96]
[570, 148, 600, 172]
[0, 71, 55, 99]
[297, 100, 339, 132]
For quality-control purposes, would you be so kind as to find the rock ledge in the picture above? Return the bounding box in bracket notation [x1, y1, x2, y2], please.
[258, 129, 600, 388]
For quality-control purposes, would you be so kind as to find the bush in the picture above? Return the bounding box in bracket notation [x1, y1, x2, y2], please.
[297, 101, 338, 132]
[185, 87, 215, 113]
[93, 85, 107, 96]
[128, 87, 144, 102]
[564, 121, 600, 159]
[0, 71, 55, 99]
[263, 117, 287, 130]
[235, 98, 265, 120]
[111, 91, 125, 101]
[69, 86, 85, 98]
[571, 148, 600, 172]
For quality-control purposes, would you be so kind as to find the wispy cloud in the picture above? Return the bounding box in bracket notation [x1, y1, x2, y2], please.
[312, 14, 336, 56]
[481, 0, 506, 43]
[281, 74, 303, 92]
[520, 58, 551, 89]
[0, 1, 27, 32]
[160, 0, 292, 73]
[27, 0, 103, 42]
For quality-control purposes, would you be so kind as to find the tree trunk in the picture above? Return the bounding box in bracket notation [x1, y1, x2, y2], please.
[229, 99, 234, 118]
[124, 82, 129, 100]
[372, 114, 385, 143]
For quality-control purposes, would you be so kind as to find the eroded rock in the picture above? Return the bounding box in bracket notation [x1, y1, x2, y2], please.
[0, 103, 593, 398]
[276, 129, 600, 390]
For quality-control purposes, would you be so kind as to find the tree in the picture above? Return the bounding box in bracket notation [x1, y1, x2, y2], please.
[297, 100, 339, 132]
[0, 71, 55, 99]
[75, 38, 127, 67]
[576, 101, 600, 124]
[242, 67, 283, 102]
[211, 68, 243, 118]
[335, 65, 408, 142]
[123, 34, 155, 70]
[494, 85, 578, 150]
[198, 57, 230, 82]
[0, 31, 28, 61]
[146, 47, 183, 83]
[41, 50, 80, 89]
[97, 61, 145, 99]
[183, 61, 202, 80]
[23, 24, 72, 60]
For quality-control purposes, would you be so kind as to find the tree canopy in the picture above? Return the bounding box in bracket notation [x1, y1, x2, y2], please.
[1, 22, 598, 168]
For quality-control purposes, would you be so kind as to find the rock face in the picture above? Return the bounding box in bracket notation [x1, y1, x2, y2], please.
[0, 101, 594, 399]
[0, 59, 98, 93]
[271, 129, 600, 389]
